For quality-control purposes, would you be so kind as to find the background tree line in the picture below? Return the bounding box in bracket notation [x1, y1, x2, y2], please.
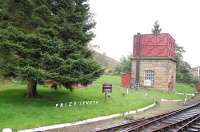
[176, 45, 198, 83]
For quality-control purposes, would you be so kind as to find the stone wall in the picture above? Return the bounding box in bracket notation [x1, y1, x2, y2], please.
[132, 58, 176, 91]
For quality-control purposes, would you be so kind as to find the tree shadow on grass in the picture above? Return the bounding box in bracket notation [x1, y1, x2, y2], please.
[0, 88, 99, 108]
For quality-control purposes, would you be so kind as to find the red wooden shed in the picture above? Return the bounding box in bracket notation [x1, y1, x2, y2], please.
[121, 72, 132, 88]
[195, 83, 200, 92]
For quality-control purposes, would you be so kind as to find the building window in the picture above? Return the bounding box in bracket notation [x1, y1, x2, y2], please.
[144, 70, 154, 86]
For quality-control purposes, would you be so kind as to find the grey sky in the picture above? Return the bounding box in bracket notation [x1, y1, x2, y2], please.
[89, 0, 200, 67]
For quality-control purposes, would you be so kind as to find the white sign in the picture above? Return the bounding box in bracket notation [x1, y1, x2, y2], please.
[56, 100, 98, 108]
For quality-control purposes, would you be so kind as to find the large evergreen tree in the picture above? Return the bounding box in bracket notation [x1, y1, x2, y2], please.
[0, 0, 103, 97]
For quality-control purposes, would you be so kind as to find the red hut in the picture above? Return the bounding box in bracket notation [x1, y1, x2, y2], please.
[121, 72, 132, 88]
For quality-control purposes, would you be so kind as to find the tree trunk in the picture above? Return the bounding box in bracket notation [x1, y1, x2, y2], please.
[27, 80, 38, 98]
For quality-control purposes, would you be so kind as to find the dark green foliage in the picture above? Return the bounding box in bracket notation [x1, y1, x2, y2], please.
[176, 44, 196, 83]
[0, 0, 103, 96]
[152, 20, 162, 35]
[115, 55, 132, 74]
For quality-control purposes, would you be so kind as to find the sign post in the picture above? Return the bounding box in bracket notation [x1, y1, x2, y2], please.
[102, 83, 112, 99]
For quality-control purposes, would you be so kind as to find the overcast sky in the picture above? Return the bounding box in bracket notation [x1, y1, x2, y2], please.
[89, 0, 200, 67]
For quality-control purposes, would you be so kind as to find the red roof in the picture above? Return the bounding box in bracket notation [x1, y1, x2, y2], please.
[133, 33, 176, 60]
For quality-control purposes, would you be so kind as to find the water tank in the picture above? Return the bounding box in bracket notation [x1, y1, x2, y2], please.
[133, 33, 176, 60]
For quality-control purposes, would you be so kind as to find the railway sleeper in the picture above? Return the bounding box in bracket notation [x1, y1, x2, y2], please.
[195, 122, 200, 125]
[191, 124, 200, 129]
[175, 117, 200, 132]
[121, 104, 200, 132]
[169, 116, 198, 121]
[176, 112, 199, 117]
[167, 123, 200, 132]
[175, 114, 197, 118]
[186, 127, 199, 132]
[184, 110, 199, 113]
[166, 118, 184, 123]
[170, 116, 192, 119]
[178, 112, 200, 116]
[162, 120, 178, 124]
[162, 117, 190, 124]
[168, 128, 183, 132]
[171, 117, 191, 120]
[148, 115, 200, 131]
[183, 110, 200, 113]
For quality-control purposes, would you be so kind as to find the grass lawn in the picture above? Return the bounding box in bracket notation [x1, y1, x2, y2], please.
[0, 75, 195, 130]
[176, 83, 197, 94]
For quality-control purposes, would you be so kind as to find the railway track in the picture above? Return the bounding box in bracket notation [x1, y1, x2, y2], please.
[95, 103, 200, 132]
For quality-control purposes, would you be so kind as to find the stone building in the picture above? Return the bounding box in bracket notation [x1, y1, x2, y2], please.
[132, 33, 176, 91]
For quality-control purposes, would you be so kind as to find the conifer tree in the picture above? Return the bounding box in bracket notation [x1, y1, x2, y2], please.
[0, 0, 103, 97]
[152, 20, 162, 34]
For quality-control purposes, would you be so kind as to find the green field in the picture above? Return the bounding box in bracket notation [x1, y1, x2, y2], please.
[176, 83, 197, 94]
[0, 75, 196, 130]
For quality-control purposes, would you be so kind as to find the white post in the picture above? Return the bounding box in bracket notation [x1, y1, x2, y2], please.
[126, 88, 129, 94]
[184, 95, 188, 105]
